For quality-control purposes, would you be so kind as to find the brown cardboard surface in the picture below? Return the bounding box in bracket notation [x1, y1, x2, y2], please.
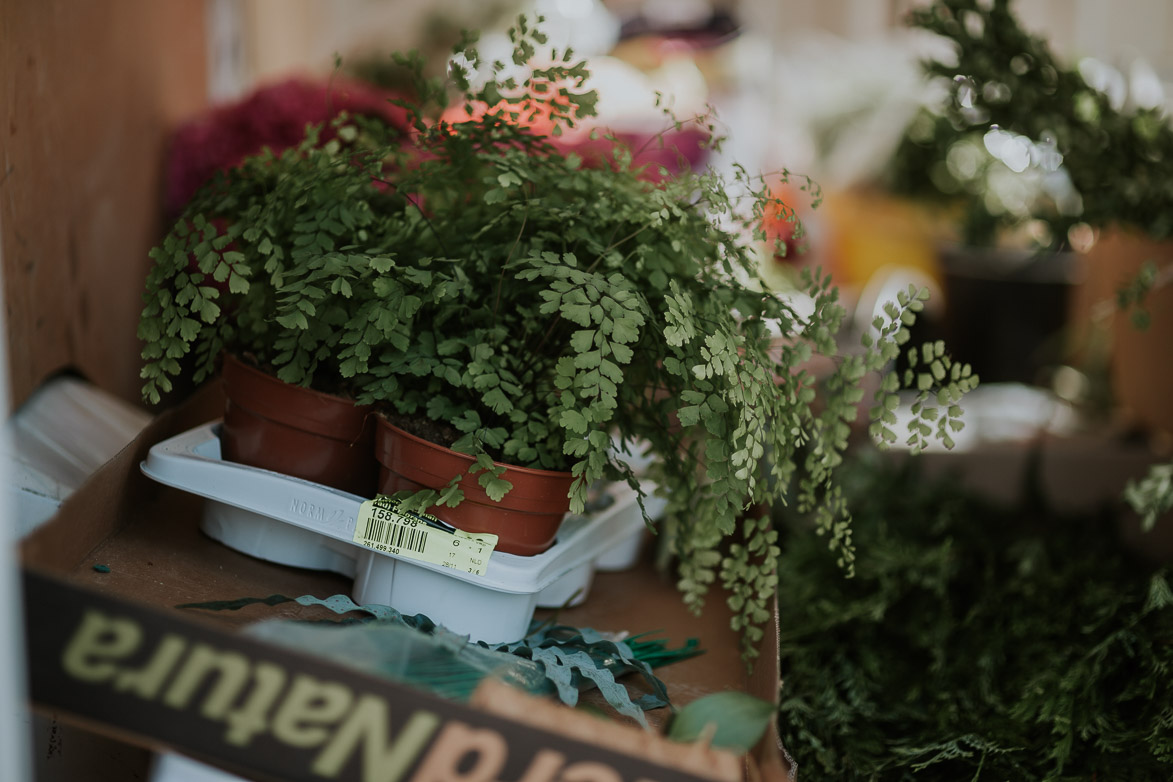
[22, 383, 226, 574]
[28, 566, 759, 782]
[551, 555, 747, 719]
[20, 384, 790, 781]
[470, 680, 742, 782]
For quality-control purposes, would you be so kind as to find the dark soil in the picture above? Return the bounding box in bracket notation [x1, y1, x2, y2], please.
[384, 412, 463, 449]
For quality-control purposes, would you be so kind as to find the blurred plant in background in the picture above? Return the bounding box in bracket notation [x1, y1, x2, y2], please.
[885, 0, 1173, 584]
[888, 0, 1173, 251]
[885, 106, 1081, 249]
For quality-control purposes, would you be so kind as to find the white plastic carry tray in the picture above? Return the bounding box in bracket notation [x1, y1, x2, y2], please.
[141, 421, 662, 645]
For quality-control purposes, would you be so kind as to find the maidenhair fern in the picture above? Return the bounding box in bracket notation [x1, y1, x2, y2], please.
[140, 17, 974, 654]
[139, 119, 407, 403]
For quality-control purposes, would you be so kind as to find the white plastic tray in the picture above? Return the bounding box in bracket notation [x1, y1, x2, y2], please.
[141, 422, 662, 644]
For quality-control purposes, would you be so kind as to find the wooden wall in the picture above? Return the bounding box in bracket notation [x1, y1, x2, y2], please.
[1, 0, 208, 412]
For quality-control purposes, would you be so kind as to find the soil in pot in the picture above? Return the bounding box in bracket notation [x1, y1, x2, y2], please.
[374, 416, 575, 556]
[220, 353, 377, 496]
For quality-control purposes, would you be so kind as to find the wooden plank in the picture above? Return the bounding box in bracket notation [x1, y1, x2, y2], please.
[1, 0, 207, 412]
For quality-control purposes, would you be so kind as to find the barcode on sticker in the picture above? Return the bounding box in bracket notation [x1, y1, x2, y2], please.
[363, 511, 429, 554]
[352, 496, 498, 576]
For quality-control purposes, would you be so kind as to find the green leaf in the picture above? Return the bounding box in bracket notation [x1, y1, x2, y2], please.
[276, 312, 309, 330]
[610, 343, 633, 364]
[482, 387, 513, 414]
[177, 318, 201, 342]
[483, 476, 513, 502]
[574, 350, 601, 370]
[570, 330, 595, 353]
[437, 484, 464, 507]
[667, 691, 774, 753]
[610, 317, 640, 344]
[228, 272, 249, 295]
[197, 299, 221, 324]
[564, 439, 589, 457]
[559, 409, 588, 434]
[561, 301, 591, 326]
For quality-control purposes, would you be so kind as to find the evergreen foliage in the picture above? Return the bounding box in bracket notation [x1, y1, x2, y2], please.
[776, 454, 1173, 780]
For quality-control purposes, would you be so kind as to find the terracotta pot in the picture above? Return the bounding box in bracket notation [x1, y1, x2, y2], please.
[220, 354, 376, 496]
[1072, 228, 1173, 438]
[374, 417, 574, 556]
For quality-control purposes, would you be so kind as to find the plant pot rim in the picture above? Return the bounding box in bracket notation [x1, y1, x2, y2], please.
[222, 352, 371, 442]
[374, 413, 576, 549]
[937, 242, 1081, 285]
[375, 414, 574, 480]
[222, 352, 366, 405]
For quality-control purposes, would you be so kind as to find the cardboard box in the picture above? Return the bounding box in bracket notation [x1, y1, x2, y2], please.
[20, 384, 792, 782]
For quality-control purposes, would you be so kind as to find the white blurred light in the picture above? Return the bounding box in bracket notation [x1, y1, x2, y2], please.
[448, 33, 523, 92]
[983, 127, 1031, 173]
[1078, 57, 1128, 111]
[642, 0, 712, 29]
[946, 139, 984, 181]
[956, 75, 976, 108]
[1030, 133, 1063, 172]
[555, 0, 592, 19]
[1129, 58, 1166, 110]
[1044, 169, 1083, 216]
[580, 57, 658, 129]
[534, 0, 620, 56]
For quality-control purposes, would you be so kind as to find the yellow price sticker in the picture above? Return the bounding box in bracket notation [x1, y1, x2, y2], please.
[352, 496, 497, 576]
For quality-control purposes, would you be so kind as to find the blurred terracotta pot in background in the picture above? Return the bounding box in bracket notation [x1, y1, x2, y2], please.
[1073, 228, 1173, 440]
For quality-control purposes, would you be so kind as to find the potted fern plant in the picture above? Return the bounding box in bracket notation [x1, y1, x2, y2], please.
[315, 20, 976, 648]
[141, 18, 974, 650]
[139, 117, 409, 496]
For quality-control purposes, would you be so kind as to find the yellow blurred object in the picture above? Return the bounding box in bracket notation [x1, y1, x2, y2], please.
[819, 188, 948, 292]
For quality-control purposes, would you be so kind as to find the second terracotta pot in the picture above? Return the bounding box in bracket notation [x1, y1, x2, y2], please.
[220, 353, 377, 496]
[374, 417, 575, 556]
[1074, 228, 1173, 439]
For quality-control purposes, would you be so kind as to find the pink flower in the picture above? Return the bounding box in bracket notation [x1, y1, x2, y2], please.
[164, 76, 408, 217]
[555, 127, 709, 183]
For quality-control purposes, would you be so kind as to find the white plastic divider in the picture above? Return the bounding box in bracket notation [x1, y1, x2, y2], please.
[141, 421, 664, 644]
